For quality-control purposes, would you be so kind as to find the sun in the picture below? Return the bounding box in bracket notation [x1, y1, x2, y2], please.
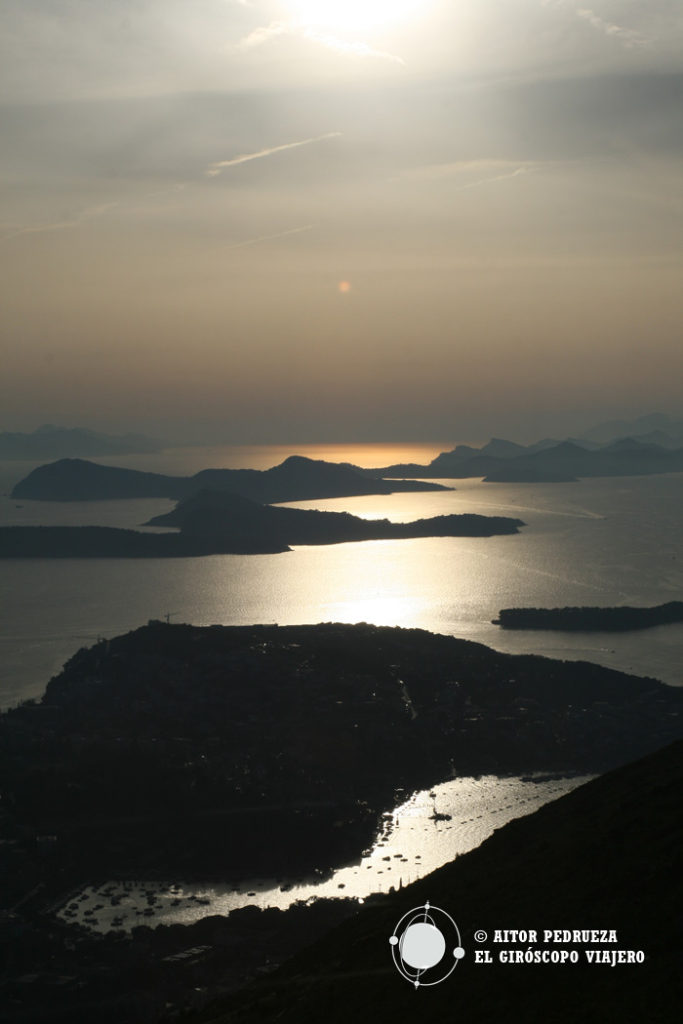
[284, 0, 425, 33]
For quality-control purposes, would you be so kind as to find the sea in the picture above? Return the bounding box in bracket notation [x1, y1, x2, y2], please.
[1, 443, 681, 929]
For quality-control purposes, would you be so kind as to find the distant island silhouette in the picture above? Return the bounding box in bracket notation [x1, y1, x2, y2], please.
[10, 436, 683, 502]
[10, 455, 450, 503]
[0, 491, 525, 557]
[0, 424, 165, 460]
[494, 601, 683, 631]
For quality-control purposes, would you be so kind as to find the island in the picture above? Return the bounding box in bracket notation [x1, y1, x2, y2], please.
[493, 601, 683, 631]
[9, 455, 450, 503]
[0, 490, 525, 556]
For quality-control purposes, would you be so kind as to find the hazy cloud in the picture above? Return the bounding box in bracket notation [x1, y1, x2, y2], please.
[577, 7, 650, 49]
[2, 3, 682, 440]
[301, 28, 405, 66]
[238, 19, 289, 49]
[2, 2, 681, 105]
[237, 18, 405, 65]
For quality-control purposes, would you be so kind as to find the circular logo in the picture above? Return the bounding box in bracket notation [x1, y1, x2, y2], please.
[390, 901, 465, 988]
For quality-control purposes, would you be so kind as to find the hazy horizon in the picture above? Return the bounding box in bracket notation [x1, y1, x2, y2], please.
[2, 409, 683, 453]
[2, 2, 682, 442]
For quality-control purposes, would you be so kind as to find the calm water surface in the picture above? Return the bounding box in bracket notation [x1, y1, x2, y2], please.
[1, 447, 681, 706]
[2, 444, 678, 929]
[58, 772, 592, 934]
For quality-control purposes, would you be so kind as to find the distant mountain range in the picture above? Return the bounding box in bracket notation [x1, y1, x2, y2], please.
[10, 438, 683, 503]
[359, 437, 683, 482]
[0, 424, 165, 460]
[6, 413, 683, 489]
[580, 412, 683, 446]
[354, 412, 683, 482]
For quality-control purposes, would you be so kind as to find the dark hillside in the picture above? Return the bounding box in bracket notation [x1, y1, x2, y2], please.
[192, 740, 683, 1024]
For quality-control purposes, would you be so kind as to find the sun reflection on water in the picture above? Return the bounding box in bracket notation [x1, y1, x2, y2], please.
[60, 773, 592, 934]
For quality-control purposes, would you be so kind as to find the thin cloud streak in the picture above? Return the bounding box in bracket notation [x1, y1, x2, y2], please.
[226, 224, 314, 250]
[206, 132, 342, 177]
[0, 135, 335, 245]
[0, 202, 118, 243]
[144, 182, 189, 200]
[390, 160, 538, 187]
[456, 166, 532, 190]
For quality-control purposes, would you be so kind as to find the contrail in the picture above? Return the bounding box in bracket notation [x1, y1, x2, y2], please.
[206, 132, 341, 177]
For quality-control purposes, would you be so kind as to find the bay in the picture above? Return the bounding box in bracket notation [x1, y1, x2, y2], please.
[59, 772, 593, 934]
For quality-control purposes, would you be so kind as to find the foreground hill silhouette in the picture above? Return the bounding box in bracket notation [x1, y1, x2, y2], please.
[4, 740, 682, 1024]
[2, 624, 682, 1023]
[10, 455, 449, 502]
[194, 739, 683, 1024]
[2, 622, 680, 887]
[0, 491, 524, 556]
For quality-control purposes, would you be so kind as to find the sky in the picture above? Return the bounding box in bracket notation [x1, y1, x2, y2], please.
[1, 1, 682, 444]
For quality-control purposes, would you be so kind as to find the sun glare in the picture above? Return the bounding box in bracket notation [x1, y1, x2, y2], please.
[285, 0, 425, 33]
